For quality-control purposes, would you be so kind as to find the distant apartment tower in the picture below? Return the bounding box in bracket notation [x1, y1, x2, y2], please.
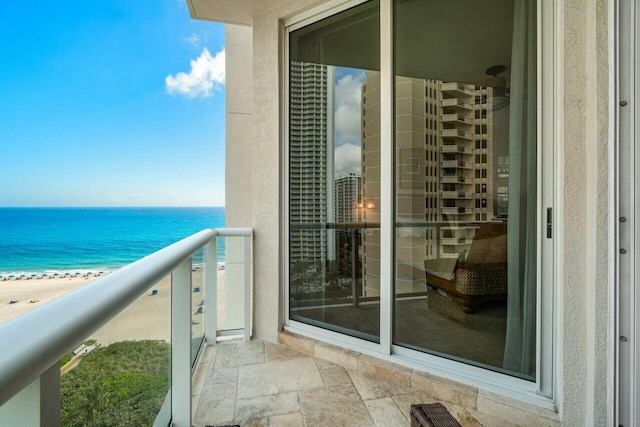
[334, 172, 362, 223]
[361, 71, 382, 296]
[289, 62, 335, 265]
[361, 72, 499, 294]
[437, 81, 495, 259]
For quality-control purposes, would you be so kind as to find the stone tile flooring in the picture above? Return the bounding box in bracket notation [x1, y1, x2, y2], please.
[191, 339, 481, 427]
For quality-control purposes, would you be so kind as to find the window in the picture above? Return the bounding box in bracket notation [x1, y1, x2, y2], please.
[394, 0, 537, 380]
[288, 0, 381, 342]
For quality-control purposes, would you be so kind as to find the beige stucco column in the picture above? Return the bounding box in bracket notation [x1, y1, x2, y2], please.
[225, 25, 254, 332]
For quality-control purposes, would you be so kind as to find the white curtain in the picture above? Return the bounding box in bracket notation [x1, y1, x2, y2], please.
[503, 0, 537, 376]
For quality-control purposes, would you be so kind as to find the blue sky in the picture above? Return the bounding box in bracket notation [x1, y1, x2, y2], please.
[0, 1, 226, 207]
[333, 67, 366, 176]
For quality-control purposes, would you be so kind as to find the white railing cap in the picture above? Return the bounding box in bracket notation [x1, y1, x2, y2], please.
[0, 227, 251, 406]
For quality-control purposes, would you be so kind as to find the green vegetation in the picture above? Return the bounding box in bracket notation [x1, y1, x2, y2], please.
[61, 340, 170, 427]
[60, 352, 74, 367]
[60, 339, 99, 367]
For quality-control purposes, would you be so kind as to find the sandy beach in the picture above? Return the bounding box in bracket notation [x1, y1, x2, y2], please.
[0, 268, 226, 346]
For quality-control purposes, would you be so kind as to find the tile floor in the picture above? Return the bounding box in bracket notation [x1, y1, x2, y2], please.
[191, 339, 483, 427]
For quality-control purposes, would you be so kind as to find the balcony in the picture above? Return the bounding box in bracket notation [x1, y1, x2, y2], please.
[441, 207, 473, 215]
[441, 98, 474, 111]
[440, 160, 461, 168]
[439, 82, 474, 97]
[0, 227, 497, 426]
[191, 332, 488, 426]
[441, 175, 472, 184]
[441, 191, 473, 199]
[441, 144, 469, 153]
[0, 228, 253, 427]
[441, 113, 473, 125]
[440, 160, 473, 169]
[440, 129, 473, 140]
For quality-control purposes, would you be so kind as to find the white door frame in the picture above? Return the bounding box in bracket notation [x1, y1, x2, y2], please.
[617, 0, 638, 425]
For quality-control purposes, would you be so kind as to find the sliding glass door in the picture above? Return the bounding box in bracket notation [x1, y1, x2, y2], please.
[288, 0, 541, 381]
[288, 1, 381, 342]
[392, 0, 537, 380]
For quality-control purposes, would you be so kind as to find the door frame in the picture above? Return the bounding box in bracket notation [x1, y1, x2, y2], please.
[616, 0, 638, 425]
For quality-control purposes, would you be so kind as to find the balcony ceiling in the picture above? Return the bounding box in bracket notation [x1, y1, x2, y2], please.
[186, 0, 288, 26]
[190, 0, 518, 86]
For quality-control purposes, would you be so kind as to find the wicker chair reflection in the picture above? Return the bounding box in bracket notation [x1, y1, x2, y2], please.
[424, 222, 507, 313]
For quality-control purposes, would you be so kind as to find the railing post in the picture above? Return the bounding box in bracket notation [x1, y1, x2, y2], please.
[204, 237, 218, 344]
[40, 364, 60, 427]
[171, 258, 192, 427]
[0, 363, 60, 427]
[243, 234, 252, 342]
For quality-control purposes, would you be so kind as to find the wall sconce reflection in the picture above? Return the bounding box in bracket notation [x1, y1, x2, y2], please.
[357, 202, 376, 210]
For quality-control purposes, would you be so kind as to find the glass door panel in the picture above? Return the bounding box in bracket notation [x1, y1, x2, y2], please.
[392, 0, 537, 379]
[288, 1, 381, 342]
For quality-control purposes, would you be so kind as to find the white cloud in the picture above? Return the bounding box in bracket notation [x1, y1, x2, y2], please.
[165, 48, 225, 98]
[334, 143, 362, 175]
[185, 33, 201, 47]
[334, 72, 365, 145]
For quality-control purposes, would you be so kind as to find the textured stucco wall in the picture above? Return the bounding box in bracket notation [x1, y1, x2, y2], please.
[559, 0, 613, 424]
[225, 25, 254, 331]
[587, 1, 613, 424]
[226, 25, 254, 228]
[251, 9, 281, 343]
[251, 0, 326, 342]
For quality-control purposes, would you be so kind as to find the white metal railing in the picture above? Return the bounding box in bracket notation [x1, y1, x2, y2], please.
[0, 227, 252, 427]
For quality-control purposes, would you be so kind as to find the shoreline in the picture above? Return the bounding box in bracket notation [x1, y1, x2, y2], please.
[0, 275, 102, 323]
[0, 262, 224, 279]
[0, 268, 226, 347]
[0, 269, 115, 281]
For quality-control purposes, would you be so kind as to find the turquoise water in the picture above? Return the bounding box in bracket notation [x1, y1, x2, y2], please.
[0, 207, 225, 274]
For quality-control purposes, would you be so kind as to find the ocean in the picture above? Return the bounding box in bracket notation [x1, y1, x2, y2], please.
[0, 207, 225, 274]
